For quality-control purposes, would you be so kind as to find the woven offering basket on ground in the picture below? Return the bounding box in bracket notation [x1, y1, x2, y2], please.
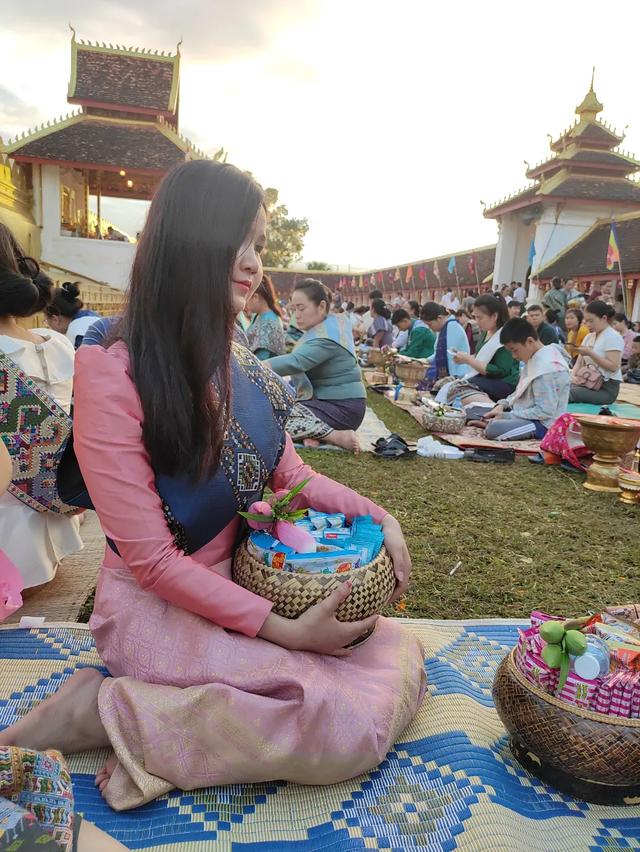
[394, 361, 427, 388]
[493, 650, 640, 804]
[233, 541, 396, 621]
[367, 348, 384, 367]
[421, 408, 465, 434]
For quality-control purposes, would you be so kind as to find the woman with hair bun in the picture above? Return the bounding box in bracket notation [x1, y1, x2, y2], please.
[0, 223, 83, 588]
[45, 281, 101, 349]
[569, 300, 624, 404]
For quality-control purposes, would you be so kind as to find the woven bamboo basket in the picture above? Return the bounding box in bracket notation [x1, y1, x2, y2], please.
[394, 361, 426, 388]
[493, 650, 640, 803]
[233, 541, 396, 621]
[421, 409, 465, 434]
[367, 348, 384, 367]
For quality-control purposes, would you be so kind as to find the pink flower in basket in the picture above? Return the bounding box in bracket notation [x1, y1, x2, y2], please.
[239, 477, 316, 552]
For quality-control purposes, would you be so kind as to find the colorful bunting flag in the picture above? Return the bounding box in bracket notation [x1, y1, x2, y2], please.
[359, 275, 364, 289]
[394, 268, 401, 282]
[606, 222, 621, 271]
[376, 271, 384, 285]
[405, 265, 414, 284]
[418, 266, 427, 281]
[468, 254, 476, 275]
[447, 256, 456, 275]
[433, 260, 441, 280]
[351, 276, 356, 288]
[369, 273, 376, 286]
[528, 237, 537, 266]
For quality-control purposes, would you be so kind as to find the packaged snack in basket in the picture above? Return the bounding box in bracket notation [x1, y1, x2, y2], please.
[605, 604, 640, 625]
[631, 674, 640, 718]
[530, 610, 564, 628]
[595, 622, 640, 647]
[555, 670, 598, 710]
[600, 612, 640, 637]
[607, 640, 640, 672]
[609, 672, 631, 718]
[523, 651, 559, 694]
[571, 635, 610, 681]
[593, 674, 613, 714]
[307, 510, 346, 530]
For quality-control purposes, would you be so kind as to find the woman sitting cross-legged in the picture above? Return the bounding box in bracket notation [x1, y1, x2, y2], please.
[451, 293, 519, 401]
[267, 279, 367, 451]
[0, 161, 426, 812]
[482, 317, 571, 441]
[245, 273, 286, 359]
[367, 298, 394, 348]
[569, 300, 624, 405]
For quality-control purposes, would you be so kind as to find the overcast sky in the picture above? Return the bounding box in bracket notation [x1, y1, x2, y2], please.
[3, 1, 640, 268]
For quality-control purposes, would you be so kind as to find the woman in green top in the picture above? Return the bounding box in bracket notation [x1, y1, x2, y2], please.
[453, 293, 519, 401]
[267, 279, 365, 452]
[245, 273, 285, 359]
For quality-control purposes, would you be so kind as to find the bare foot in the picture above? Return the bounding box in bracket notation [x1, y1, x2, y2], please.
[95, 751, 118, 797]
[0, 668, 109, 754]
[323, 429, 360, 453]
[303, 438, 321, 448]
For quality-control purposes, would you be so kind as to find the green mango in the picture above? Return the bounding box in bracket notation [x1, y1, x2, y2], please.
[542, 643, 563, 668]
[564, 629, 587, 656]
[540, 621, 565, 645]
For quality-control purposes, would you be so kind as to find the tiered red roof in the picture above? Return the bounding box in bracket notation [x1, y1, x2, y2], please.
[485, 80, 640, 218]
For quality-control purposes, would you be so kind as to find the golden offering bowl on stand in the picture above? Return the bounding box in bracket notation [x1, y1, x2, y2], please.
[618, 470, 640, 505]
[575, 415, 640, 493]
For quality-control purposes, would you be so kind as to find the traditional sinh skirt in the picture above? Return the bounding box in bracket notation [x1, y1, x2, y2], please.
[90, 565, 427, 811]
[286, 397, 366, 440]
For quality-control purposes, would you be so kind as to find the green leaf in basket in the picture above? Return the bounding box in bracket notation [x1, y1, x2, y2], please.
[557, 648, 570, 691]
[238, 511, 275, 522]
[272, 476, 312, 510]
[279, 508, 309, 522]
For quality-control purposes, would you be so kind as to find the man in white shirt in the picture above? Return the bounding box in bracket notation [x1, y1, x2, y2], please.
[441, 288, 460, 312]
[513, 282, 527, 303]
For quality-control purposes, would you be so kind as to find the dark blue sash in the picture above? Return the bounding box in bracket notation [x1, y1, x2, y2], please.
[58, 343, 294, 555]
[427, 318, 452, 382]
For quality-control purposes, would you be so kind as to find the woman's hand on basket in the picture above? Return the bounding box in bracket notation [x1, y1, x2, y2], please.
[381, 514, 411, 602]
[257, 583, 378, 657]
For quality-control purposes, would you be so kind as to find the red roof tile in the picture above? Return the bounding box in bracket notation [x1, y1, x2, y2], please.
[10, 118, 188, 171]
[70, 47, 178, 113]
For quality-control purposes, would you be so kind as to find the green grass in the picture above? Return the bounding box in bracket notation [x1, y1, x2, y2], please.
[297, 390, 640, 621]
[79, 390, 639, 624]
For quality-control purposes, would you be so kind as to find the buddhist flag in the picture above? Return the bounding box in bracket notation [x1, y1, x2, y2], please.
[447, 256, 456, 275]
[606, 222, 621, 271]
[351, 276, 356, 288]
[405, 265, 414, 284]
[369, 273, 376, 286]
[433, 260, 441, 280]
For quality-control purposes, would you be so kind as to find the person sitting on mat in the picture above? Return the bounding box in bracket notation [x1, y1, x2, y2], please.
[569, 300, 624, 405]
[391, 308, 435, 359]
[267, 278, 366, 451]
[481, 317, 570, 441]
[451, 293, 519, 402]
[526, 304, 558, 345]
[624, 335, 640, 384]
[420, 302, 470, 381]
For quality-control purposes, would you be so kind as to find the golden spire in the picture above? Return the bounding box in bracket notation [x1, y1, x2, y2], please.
[575, 67, 603, 121]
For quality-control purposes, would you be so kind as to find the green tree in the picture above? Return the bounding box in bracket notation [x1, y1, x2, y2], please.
[306, 261, 331, 271]
[262, 188, 309, 268]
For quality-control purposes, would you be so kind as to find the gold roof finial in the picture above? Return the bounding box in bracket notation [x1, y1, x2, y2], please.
[575, 67, 603, 121]
[69, 22, 76, 42]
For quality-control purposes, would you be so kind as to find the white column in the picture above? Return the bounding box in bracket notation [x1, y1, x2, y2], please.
[40, 164, 61, 261]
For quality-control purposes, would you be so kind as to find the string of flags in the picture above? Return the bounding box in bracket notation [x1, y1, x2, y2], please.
[330, 251, 487, 290]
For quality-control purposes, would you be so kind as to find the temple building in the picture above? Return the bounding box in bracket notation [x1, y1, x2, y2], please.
[2, 30, 205, 288]
[484, 76, 640, 314]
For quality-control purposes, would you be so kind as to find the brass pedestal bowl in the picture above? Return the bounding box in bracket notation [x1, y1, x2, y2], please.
[575, 414, 640, 493]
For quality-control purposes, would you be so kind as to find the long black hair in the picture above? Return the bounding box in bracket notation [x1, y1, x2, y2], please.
[585, 300, 616, 321]
[117, 160, 264, 480]
[371, 298, 391, 320]
[254, 273, 282, 317]
[0, 223, 52, 317]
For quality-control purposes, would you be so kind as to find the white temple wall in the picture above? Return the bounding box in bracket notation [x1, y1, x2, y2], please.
[491, 213, 535, 289]
[532, 204, 615, 273]
[40, 164, 134, 289]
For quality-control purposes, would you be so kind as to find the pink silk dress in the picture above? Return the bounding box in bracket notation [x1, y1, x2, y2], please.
[73, 343, 427, 811]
